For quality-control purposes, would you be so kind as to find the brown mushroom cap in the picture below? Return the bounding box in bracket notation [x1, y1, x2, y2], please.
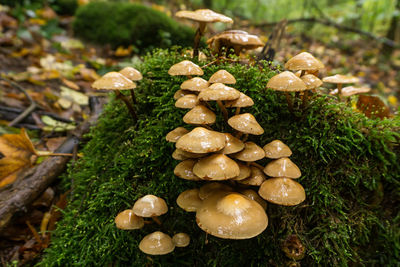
[225, 92, 254, 108]
[208, 70, 236, 84]
[266, 71, 307, 92]
[180, 77, 209, 92]
[173, 89, 192, 100]
[233, 162, 251, 180]
[92, 72, 136, 90]
[139, 231, 175, 255]
[176, 127, 226, 153]
[227, 113, 264, 135]
[329, 86, 371, 97]
[166, 127, 189, 143]
[301, 74, 323, 89]
[196, 193, 268, 239]
[198, 83, 241, 101]
[114, 209, 144, 230]
[132, 195, 168, 217]
[172, 148, 206, 160]
[168, 60, 204, 76]
[175, 9, 233, 23]
[322, 74, 359, 84]
[239, 189, 267, 210]
[193, 154, 240, 180]
[119, 67, 143, 81]
[175, 94, 198, 109]
[183, 105, 216, 125]
[258, 178, 306, 206]
[221, 133, 245, 154]
[176, 188, 203, 212]
[232, 142, 265, 162]
[263, 140, 292, 159]
[284, 52, 325, 71]
[263, 157, 301, 179]
[174, 159, 201, 181]
[237, 166, 266, 186]
[207, 30, 264, 52]
[198, 182, 233, 200]
[172, 233, 191, 247]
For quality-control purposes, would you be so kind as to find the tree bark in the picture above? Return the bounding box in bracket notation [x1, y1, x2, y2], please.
[382, 0, 400, 57]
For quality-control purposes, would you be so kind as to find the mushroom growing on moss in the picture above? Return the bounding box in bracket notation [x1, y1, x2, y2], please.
[132, 195, 168, 225]
[322, 74, 360, 101]
[114, 209, 144, 230]
[139, 231, 175, 255]
[119, 66, 142, 105]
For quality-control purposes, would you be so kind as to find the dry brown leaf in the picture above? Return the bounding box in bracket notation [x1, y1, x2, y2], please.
[0, 128, 36, 159]
[80, 68, 100, 82]
[356, 95, 391, 119]
[61, 78, 80, 90]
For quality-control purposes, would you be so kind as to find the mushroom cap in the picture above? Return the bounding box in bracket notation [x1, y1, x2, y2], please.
[175, 94, 198, 109]
[166, 127, 189, 143]
[176, 188, 203, 212]
[208, 70, 236, 84]
[207, 30, 264, 50]
[198, 83, 241, 101]
[193, 154, 240, 180]
[183, 105, 216, 125]
[301, 74, 323, 89]
[119, 67, 143, 81]
[174, 159, 201, 181]
[227, 113, 264, 135]
[221, 133, 245, 154]
[180, 77, 209, 92]
[266, 71, 307, 92]
[132, 195, 168, 217]
[322, 74, 359, 84]
[239, 189, 267, 210]
[114, 209, 144, 230]
[232, 142, 265, 162]
[258, 178, 306, 206]
[225, 92, 254, 108]
[284, 52, 325, 71]
[173, 89, 192, 100]
[198, 182, 233, 200]
[196, 193, 268, 239]
[175, 9, 233, 23]
[237, 166, 266, 186]
[172, 148, 206, 160]
[168, 60, 204, 76]
[172, 233, 191, 247]
[263, 157, 301, 179]
[263, 140, 292, 159]
[139, 231, 175, 255]
[176, 127, 226, 153]
[329, 86, 371, 97]
[233, 162, 251, 180]
[92, 72, 136, 90]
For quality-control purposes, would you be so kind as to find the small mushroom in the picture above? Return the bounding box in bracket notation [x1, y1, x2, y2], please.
[258, 178, 305, 206]
[263, 157, 301, 179]
[238, 189, 267, 210]
[322, 74, 360, 101]
[174, 159, 202, 181]
[166, 127, 189, 143]
[284, 52, 324, 76]
[225, 92, 254, 115]
[114, 209, 144, 230]
[208, 70, 236, 84]
[176, 127, 226, 153]
[232, 142, 265, 162]
[168, 60, 204, 78]
[132, 195, 168, 225]
[175, 94, 198, 109]
[180, 77, 209, 92]
[193, 154, 240, 180]
[183, 104, 216, 125]
[174, 89, 192, 100]
[227, 113, 264, 137]
[176, 189, 203, 212]
[119, 66, 142, 105]
[139, 231, 175, 255]
[198, 182, 233, 200]
[172, 233, 191, 247]
[221, 133, 245, 154]
[300, 74, 323, 108]
[237, 166, 266, 186]
[329, 85, 371, 98]
[263, 140, 292, 159]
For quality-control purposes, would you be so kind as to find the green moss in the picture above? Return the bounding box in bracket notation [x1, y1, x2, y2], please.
[51, 0, 78, 16]
[72, 2, 196, 50]
[40, 49, 400, 266]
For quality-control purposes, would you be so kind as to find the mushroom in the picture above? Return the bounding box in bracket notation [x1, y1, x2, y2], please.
[238, 189, 267, 210]
[221, 133, 245, 154]
[176, 188, 203, 212]
[208, 70, 236, 84]
[233, 162, 252, 180]
[236, 166, 266, 186]
[329, 85, 371, 100]
[119, 66, 143, 105]
[263, 140, 292, 159]
[258, 178, 305, 206]
[174, 159, 202, 181]
[166, 127, 189, 143]
[300, 74, 323, 107]
[174, 89, 192, 100]
[227, 113, 264, 139]
[284, 52, 324, 76]
[132, 195, 168, 225]
[172, 148, 206, 160]
[172, 233, 191, 247]
[263, 157, 301, 179]
[175, 94, 198, 109]
[193, 154, 240, 180]
[168, 60, 204, 79]
[183, 104, 216, 125]
[322, 74, 360, 101]
[180, 77, 209, 92]
[225, 92, 254, 115]
[176, 127, 226, 153]
[175, 9, 233, 58]
[114, 209, 144, 230]
[232, 142, 265, 162]
[198, 182, 233, 200]
[139, 231, 175, 255]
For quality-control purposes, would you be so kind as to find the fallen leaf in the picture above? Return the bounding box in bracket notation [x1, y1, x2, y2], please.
[114, 46, 132, 57]
[80, 68, 100, 82]
[0, 128, 36, 159]
[61, 78, 80, 90]
[60, 86, 88, 105]
[356, 95, 391, 119]
[41, 115, 76, 131]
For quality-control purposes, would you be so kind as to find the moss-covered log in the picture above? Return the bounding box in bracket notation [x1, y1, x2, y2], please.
[40, 49, 400, 266]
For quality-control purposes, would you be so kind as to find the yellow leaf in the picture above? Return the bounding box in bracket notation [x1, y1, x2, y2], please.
[28, 18, 47, 25]
[60, 86, 88, 105]
[115, 46, 132, 57]
[388, 95, 398, 106]
[80, 68, 100, 82]
[11, 48, 30, 58]
[61, 78, 80, 90]
[0, 128, 36, 159]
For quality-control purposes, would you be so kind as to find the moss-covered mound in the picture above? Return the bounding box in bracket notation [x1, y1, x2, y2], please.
[73, 2, 196, 50]
[40, 49, 400, 266]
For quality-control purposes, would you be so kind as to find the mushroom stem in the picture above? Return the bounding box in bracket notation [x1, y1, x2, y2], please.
[284, 92, 294, 113]
[235, 131, 244, 139]
[130, 90, 137, 105]
[301, 90, 309, 109]
[114, 91, 137, 121]
[193, 22, 207, 59]
[235, 107, 241, 115]
[300, 70, 305, 77]
[250, 162, 264, 171]
[151, 216, 162, 225]
[217, 100, 228, 121]
[337, 83, 343, 102]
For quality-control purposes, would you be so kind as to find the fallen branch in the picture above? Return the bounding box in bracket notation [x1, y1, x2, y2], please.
[0, 96, 107, 232]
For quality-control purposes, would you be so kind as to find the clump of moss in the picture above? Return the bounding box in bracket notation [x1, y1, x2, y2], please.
[73, 2, 196, 50]
[40, 49, 400, 266]
[51, 0, 78, 16]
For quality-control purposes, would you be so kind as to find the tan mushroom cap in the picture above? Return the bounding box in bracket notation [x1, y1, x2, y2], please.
[176, 188, 203, 212]
[139, 231, 175, 255]
[228, 113, 264, 135]
[174, 159, 201, 181]
[264, 157, 301, 179]
[263, 140, 292, 159]
[172, 148, 206, 161]
[168, 60, 204, 76]
[119, 67, 143, 81]
[114, 209, 144, 230]
[132, 195, 168, 217]
[322, 74, 359, 84]
[198, 83, 241, 101]
[172, 233, 191, 247]
[176, 127, 226, 153]
[221, 133, 245, 154]
[180, 77, 209, 92]
[193, 154, 240, 180]
[183, 105, 216, 125]
[266, 71, 307, 92]
[284, 52, 325, 71]
[329, 86, 371, 97]
[207, 30, 264, 51]
[175, 94, 198, 109]
[301, 74, 323, 89]
[232, 142, 265, 162]
[198, 182, 233, 200]
[258, 178, 306, 206]
[175, 9, 233, 23]
[174, 89, 192, 100]
[208, 70, 236, 84]
[196, 193, 268, 239]
[92, 72, 136, 90]
[233, 162, 251, 180]
[225, 92, 254, 108]
[237, 166, 266, 186]
[239, 189, 267, 210]
[166, 127, 189, 143]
